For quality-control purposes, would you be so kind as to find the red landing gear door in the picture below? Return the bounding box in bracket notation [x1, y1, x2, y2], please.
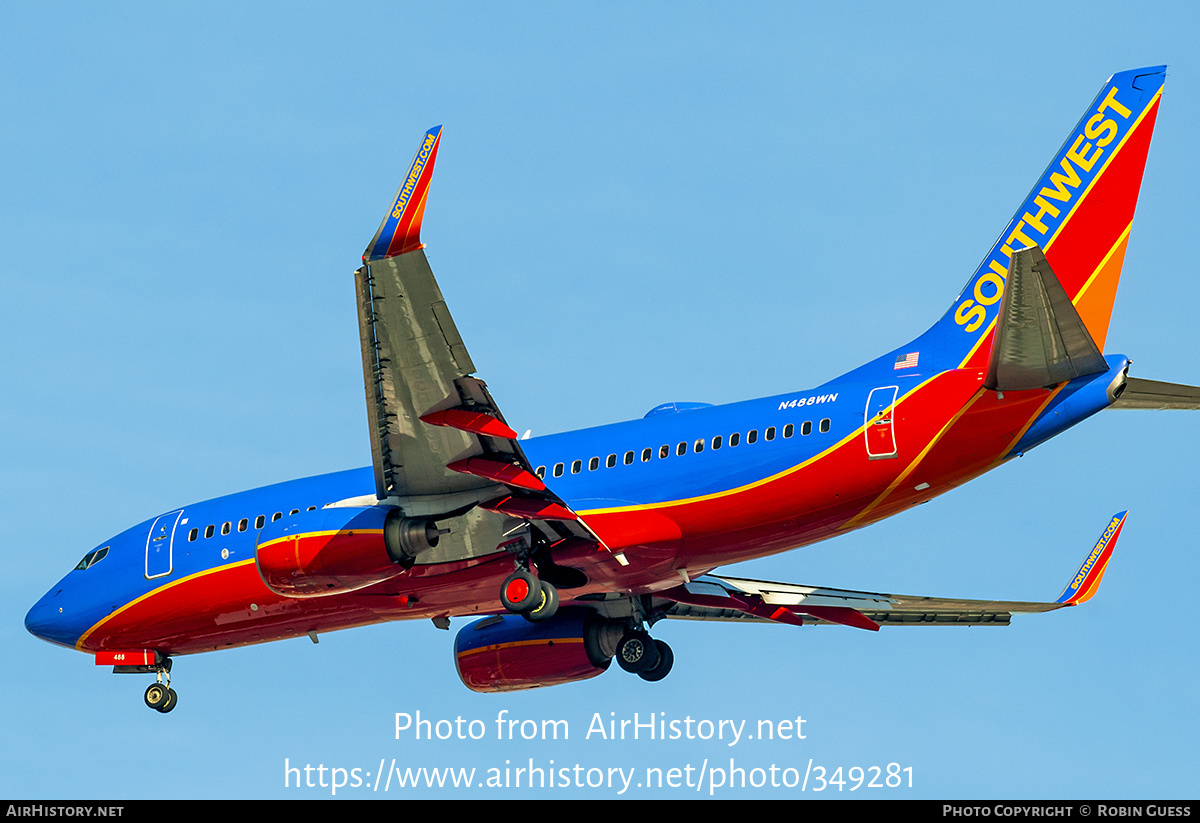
[864, 386, 899, 459]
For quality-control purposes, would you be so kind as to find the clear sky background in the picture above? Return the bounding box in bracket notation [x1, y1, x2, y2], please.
[4, 2, 1200, 799]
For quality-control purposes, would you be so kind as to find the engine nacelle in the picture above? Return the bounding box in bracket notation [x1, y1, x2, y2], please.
[255, 506, 440, 598]
[454, 609, 623, 692]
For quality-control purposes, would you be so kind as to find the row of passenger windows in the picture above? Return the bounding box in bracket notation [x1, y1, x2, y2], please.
[535, 418, 832, 479]
[186, 506, 320, 542]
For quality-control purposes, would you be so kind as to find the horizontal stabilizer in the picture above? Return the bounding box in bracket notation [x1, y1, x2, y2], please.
[1110, 377, 1200, 410]
[985, 246, 1108, 391]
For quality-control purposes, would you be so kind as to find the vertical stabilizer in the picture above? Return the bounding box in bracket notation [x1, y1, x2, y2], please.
[923, 68, 1165, 374]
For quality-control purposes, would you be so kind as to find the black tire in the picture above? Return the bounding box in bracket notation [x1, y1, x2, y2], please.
[144, 683, 169, 710]
[525, 580, 559, 622]
[616, 630, 660, 674]
[157, 688, 178, 713]
[500, 570, 542, 614]
[638, 640, 674, 682]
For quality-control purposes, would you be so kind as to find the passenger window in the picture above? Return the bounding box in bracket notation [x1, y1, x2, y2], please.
[802, 421, 812, 436]
[272, 512, 283, 522]
[535, 466, 546, 478]
[659, 445, 670, 459]
[730, 432, 740, 447]
[641, 448, 652, 462]
[694, 439, 705, 453]
[783, 424, 794, 438]
[289, 509, 300, 516]
[606, 454, 617, 468]
[820, 418, 831, 433]
[255, 515, 265, 529]
[238, 518, 248, 532]
[677, 442, 687, 456]
[307, 506, 317, 512]
[589, 457, 599, 471]
[713, 435, 723, 449]
[553, 463, 564, 477]
[747, 430, 758, 444]
[188, 528, 198, 542]
[571, 460, 582, 474]
[624, 451, 634, 465]
[221, 522, 231, 535]
[205, 525, 215, 539]
[765, 426, 776, 441]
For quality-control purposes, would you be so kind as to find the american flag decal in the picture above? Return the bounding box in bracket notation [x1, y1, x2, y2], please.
[894, 352, 919, 370]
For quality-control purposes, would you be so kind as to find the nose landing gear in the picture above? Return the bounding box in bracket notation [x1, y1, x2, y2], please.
[144, 681, 177, 713]
[105, 652, 177, 713]
[101, 650, 179, 713]
[142, 662, 177, 713]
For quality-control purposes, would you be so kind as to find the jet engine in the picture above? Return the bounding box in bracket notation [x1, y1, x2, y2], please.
[255, 506, 441, 597]
[453, 609, 623, 692]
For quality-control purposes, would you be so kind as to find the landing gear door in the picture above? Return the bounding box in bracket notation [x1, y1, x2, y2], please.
[146, 509, 183, 579]
[865, 386, 899, 460]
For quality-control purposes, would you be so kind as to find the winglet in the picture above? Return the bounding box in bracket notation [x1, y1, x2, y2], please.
[1056, 511, 1127, 605]
[364, 126, 443, 263]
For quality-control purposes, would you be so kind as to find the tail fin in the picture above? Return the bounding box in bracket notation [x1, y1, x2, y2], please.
[935, 68, 1165, 370]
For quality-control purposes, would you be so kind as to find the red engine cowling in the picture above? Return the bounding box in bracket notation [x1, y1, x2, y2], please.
[454, 609, 622, 692]
[255, 506, 441, 597]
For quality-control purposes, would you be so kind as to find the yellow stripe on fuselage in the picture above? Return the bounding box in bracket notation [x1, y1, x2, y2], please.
[75, 559, 258, 650]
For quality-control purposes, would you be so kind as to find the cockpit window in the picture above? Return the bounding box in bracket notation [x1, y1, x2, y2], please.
[75, 546, 109, 571]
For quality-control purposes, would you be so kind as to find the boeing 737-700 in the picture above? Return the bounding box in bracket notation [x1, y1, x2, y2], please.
[26, 66, 1199, 712]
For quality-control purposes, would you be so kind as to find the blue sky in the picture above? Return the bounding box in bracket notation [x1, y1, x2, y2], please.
[4, 2, 1200, 799]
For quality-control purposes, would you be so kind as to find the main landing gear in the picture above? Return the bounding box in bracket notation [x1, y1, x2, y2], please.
[494, 540, 673, 682]
[500, 569, 559, 622]
[615, 628, 674, 682]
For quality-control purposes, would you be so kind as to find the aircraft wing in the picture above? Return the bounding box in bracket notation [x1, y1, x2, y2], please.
[660, 576, 1057, 628]
[657, 512, 1126, 630]
[354, 128, 601, 563]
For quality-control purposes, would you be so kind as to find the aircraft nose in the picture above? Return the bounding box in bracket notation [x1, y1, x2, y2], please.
[26, 587, 82, 649]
